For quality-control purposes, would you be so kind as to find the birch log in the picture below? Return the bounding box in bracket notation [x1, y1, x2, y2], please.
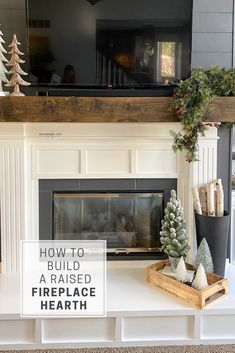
[215, 179, 224, 217]
[200, 187, 207, 215]
[206, 182, 215, 216]
[192, 186, 202, 215]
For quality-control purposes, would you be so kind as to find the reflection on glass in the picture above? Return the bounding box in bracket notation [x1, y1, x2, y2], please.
[160, 42, 176, 78]
[54, 192, 163, 251]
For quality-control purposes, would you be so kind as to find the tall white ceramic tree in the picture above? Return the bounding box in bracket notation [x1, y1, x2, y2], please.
[5, 34, 30, 96]
[0, 28, 9, 96]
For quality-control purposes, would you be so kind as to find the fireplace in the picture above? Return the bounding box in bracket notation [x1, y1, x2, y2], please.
[0, 122, 218, 272]
[39, 179, 177, 259]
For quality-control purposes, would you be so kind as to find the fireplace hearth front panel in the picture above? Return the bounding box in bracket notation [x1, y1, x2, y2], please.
[39, 179, 177, 259]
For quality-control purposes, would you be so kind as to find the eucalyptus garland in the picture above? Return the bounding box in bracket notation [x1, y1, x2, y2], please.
[171, 66, 235, 162]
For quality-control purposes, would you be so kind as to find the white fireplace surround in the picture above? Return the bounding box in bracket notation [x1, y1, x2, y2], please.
[0, 122, 218, 273]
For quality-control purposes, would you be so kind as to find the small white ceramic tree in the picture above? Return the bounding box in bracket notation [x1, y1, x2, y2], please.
[194, 237, 214, 273]
[5, 34, 30, 96]
[175, 256, 187, 282]
[192, 263, 208, 290]
[0, 28, 9, 95]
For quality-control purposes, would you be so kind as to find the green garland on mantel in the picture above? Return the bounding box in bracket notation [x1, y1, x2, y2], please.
[170, 66, 235, 162]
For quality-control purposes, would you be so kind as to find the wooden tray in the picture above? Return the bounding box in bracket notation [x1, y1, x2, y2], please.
[146, 260, 228, 308]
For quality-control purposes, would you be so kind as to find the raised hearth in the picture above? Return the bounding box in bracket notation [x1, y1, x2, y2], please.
[0, 260, 235, 349]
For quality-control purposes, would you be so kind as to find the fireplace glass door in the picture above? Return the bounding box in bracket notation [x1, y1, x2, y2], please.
[53, 192, 163, 254]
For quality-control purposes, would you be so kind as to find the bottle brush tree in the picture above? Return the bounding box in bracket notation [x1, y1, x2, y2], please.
[160, 190, 190, 258]
[5, 34, 30, 96]
[194, 237, 214, 273]
[0, 28, 9, 95]
[175, 256, 187, 283]
[192, 263, 208, 290]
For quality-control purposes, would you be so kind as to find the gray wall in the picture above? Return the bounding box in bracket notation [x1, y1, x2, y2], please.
[192, 0, 234, 69]
[0, 0, 27, 65]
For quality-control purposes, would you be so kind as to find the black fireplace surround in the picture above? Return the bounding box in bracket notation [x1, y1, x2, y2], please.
[39, 179, 177, 260]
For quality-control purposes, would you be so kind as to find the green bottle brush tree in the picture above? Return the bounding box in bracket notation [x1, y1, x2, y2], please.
[160, 190, 190, 259]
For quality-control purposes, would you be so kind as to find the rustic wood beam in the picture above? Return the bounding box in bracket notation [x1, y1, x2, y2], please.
[0, 96, 234, 123]
[208, 97, 235, 122]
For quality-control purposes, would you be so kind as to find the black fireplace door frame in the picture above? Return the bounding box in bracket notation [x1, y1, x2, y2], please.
[39, 178, 177, 260]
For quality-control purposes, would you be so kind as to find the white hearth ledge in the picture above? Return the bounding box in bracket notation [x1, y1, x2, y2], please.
[0, 123, 218, 272]
[0, 260, 234, 350]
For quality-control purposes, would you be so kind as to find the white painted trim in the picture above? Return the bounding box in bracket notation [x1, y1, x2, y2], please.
[0, 261, 234, 349]
[0, 123, 218, 273]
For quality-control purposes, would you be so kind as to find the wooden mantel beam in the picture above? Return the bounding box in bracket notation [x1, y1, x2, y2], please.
[0, 96, 234, 123]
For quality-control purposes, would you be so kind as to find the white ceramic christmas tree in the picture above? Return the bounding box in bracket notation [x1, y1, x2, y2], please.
[194, 237, 214, 273]
[0, 28, 9, 96]
[192, 263, 208, 290]
[5, 34, 30, 96]
[175, 256, 187, 282]
[160, 190, 190, 259]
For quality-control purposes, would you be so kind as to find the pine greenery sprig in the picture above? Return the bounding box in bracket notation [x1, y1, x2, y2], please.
[160, 190, 190, 258]
[171, 66, 235, 162]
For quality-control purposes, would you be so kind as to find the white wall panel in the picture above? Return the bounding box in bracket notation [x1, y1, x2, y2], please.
[201, 315, 235, 339]
[42, 318, 115, 343]
[0, 320, 35, 344]
[177, 130, 218, 262]
[86, 149, 131, 175]
[0, 140, 25, 273]
[38, 150, 80, 175]
[32, 146, 81, 178]
[122, 316, 194, 341]
[136, 149, 177, 176]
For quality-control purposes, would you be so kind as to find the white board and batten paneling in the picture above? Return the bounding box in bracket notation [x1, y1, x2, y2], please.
[29, 123, 180, 179]
[31, 144, 178, 179]
[0, 122, 230, 351]
[0, 122, 218, 272]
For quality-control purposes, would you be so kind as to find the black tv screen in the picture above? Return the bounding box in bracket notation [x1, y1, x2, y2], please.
[26, 0, 192, 88]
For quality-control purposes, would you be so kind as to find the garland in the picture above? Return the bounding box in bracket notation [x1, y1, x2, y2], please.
[171, 66, 235, 162]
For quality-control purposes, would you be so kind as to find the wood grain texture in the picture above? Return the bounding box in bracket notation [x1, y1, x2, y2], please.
[146, 260, 228, 309]
[208, 97, 235, 122]
[0, 96, 175, 122]
[0, 96, 235, 122]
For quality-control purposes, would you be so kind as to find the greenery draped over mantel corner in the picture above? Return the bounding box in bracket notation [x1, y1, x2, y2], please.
[170, 66, 235, 163]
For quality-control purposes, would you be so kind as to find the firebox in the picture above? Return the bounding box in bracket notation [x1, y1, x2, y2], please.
[39, 179, 177, 259]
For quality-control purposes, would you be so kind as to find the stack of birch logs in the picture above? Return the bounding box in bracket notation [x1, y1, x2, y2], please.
[192, 179, 224, 217]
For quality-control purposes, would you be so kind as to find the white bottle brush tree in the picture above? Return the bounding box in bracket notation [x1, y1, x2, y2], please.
[192, 263, 208, 290]
[175, 256, 187, 283]
[160, 190, 190, 258]
[0, 28, 9, 96]
[5, 34, 30, 96]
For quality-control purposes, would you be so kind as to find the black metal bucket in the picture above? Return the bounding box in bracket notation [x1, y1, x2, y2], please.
[195, 211, 230, 277]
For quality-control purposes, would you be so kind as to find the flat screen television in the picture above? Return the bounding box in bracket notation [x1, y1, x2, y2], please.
[26, 0, 192, 91]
